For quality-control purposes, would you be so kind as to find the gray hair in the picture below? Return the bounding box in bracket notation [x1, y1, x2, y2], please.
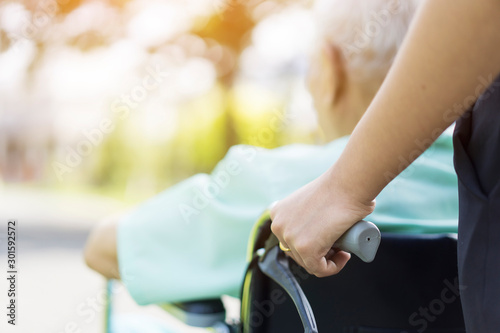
[313, 0, 421, 81]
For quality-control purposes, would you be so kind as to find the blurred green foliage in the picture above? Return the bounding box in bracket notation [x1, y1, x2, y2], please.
[85, 87, 298, 202]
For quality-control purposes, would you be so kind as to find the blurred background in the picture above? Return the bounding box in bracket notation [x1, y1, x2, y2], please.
[0, 0, 319, 332]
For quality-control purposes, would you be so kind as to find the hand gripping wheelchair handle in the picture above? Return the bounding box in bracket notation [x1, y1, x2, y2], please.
[258, 220, 381, 333]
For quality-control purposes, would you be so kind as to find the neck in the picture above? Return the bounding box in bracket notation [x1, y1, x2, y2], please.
[322, 78, 382, 142]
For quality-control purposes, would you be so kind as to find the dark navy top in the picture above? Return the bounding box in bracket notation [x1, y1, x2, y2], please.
[453, 73, 500, 332]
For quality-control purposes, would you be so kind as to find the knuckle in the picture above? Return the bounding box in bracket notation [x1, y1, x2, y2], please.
[270, 221, 282, 234]
[294, 240, 309, 254]
[282, 233, 293, 245]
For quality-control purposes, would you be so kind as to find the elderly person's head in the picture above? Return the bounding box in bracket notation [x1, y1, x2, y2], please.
[308, 0, 420, 141]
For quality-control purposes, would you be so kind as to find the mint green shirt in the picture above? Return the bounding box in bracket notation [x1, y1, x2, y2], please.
[117, 132, 458, 305]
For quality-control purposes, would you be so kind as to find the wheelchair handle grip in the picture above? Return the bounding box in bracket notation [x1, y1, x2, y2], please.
[333, 220, 381, 263]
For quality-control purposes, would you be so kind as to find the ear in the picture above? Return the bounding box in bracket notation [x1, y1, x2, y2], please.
[324, 44, 347, 107]
[307, 43, 347, 110]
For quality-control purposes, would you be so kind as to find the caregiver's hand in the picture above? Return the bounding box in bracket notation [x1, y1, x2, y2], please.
[270, 170, 375, 278]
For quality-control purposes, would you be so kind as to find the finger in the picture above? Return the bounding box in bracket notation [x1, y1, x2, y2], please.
[289, 247, 314, 274]
[287, 241, 320, 275]
[325, 248, 336, 261]
[312, 251, 351, 278]
[278, 238, 312, 274]
[279, 241, 292, 253]
[286, 250, 313, 275]
[328, 250, 351, 274]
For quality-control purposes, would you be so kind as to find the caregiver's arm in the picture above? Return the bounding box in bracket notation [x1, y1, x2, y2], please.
[271, 0, 500, 277]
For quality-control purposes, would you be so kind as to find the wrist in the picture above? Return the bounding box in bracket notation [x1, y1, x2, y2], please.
[323, 165, 376, 218]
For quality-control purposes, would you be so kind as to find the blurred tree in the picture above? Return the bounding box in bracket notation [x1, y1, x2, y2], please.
[1, 0, 311, 199]
[192, 0, 258, 150]
[22, 0, 83, 15]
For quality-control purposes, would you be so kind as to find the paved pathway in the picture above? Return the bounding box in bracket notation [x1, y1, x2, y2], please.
[0, 186, 232, 333]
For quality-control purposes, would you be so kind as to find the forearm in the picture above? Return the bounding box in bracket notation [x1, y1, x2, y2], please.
[329, 0, 500, 204]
